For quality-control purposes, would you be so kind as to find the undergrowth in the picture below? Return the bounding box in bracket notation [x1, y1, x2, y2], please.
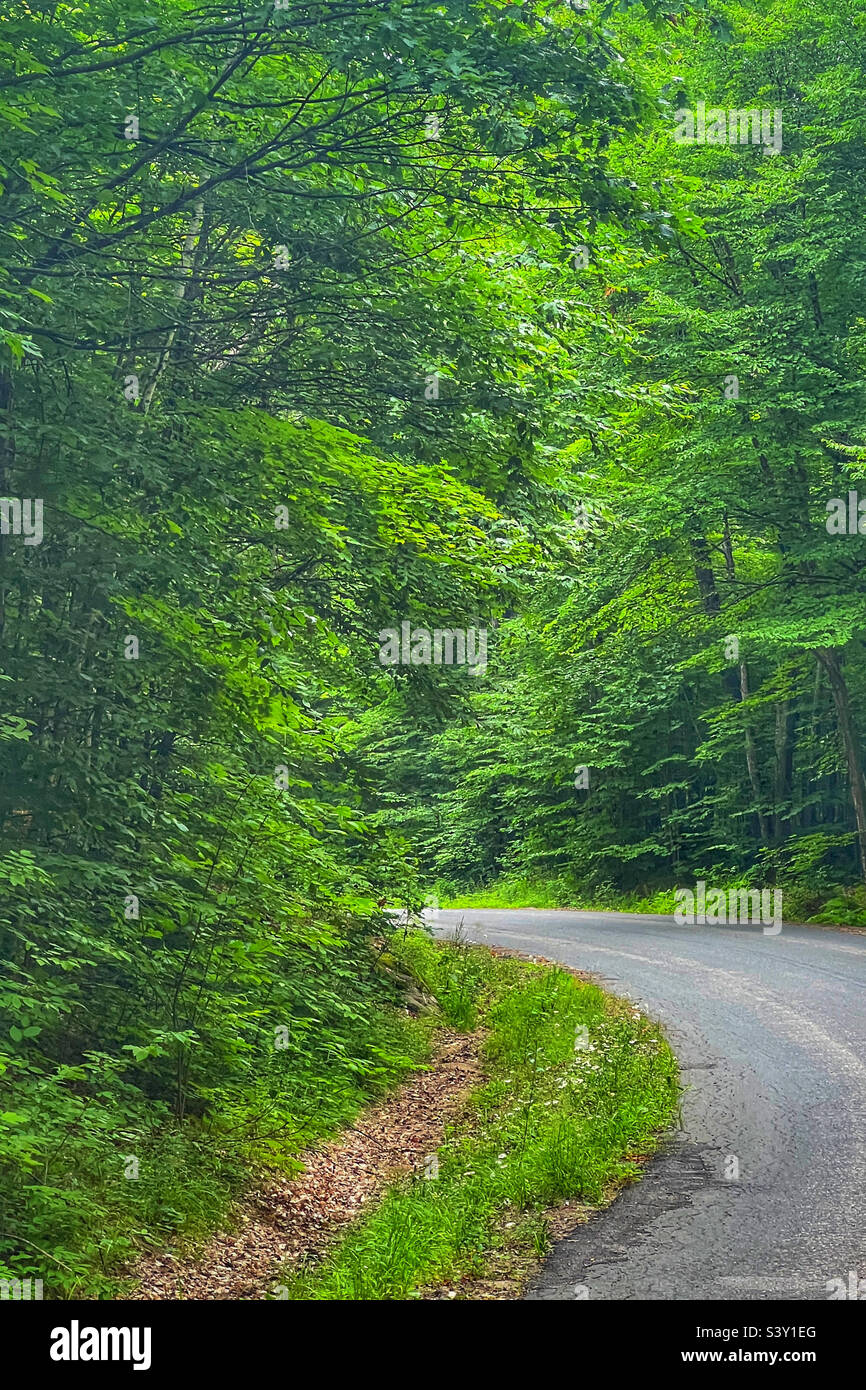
[282, 931, 679, 1300]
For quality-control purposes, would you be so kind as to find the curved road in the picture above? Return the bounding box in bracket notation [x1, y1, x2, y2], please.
[433, 908, 866, 1301]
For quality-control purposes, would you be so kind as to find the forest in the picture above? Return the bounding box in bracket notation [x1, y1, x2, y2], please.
[1, 0, 865, 1296]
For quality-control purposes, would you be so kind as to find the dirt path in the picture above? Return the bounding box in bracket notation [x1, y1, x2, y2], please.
[130, 1030, 483, 1300]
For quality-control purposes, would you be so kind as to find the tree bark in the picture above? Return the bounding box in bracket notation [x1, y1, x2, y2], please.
[773, 698, 797, 843]
[736, 657, 771, 845]
[816, 646, 866, 884]
[720, 517, 770, 844]
[140, 198, 206, 415]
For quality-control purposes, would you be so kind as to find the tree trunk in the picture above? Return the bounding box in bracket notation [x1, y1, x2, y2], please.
[817, 647, 866, 884]
[140, 198, 206, 415]
[773, 698, 797, 843]
[736, 657, 771, 844]
[720, 517, 770, 844]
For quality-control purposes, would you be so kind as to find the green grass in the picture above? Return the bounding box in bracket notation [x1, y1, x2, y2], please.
[439, 876, 678, 914]
[281, 932, 680, 1300]
[438, 875, 866, 929]
[1, 1000, 431, 1299]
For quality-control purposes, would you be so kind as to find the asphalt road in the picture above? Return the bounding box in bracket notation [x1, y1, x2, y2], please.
[432, 908, 866, 1301]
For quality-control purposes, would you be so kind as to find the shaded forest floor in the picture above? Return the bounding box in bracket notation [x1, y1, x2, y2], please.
[127, 937, 679, 1302]
[441, 879, 866, 933]
[130, 1028, 483, 1300]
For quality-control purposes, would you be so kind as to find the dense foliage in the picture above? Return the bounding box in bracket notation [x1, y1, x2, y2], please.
[375, 0, 866, 915]
[286, 933, 678, 1300]
[1, 0, 863, 1295]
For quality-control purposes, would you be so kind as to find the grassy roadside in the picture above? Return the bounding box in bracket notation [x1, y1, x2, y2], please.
[440, 877, 677, 914]
[438, 876, 866, 930]
[281, 931, 680, 1300]
[2, 962, 434, 1300]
